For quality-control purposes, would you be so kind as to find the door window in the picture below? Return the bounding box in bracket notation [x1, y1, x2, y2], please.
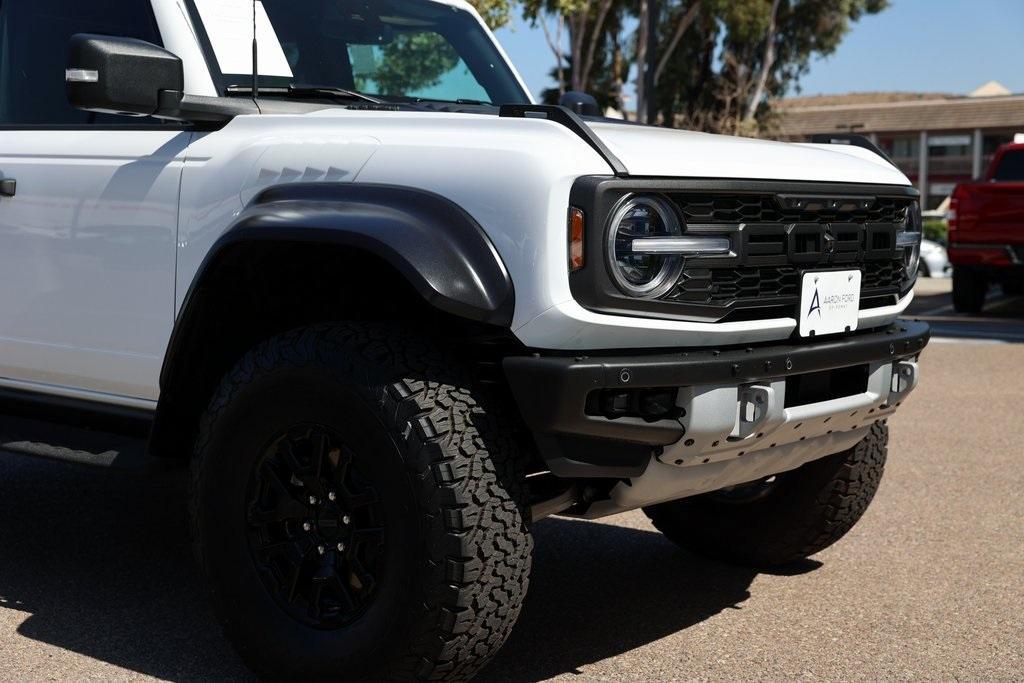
[0, 0, 164, 125]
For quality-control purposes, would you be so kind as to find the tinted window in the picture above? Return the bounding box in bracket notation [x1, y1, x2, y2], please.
[0, 0, 163, 125]
[348, 35, 491, 102]
[993, 150, 1024, 181]
[188, 0, 527, 105]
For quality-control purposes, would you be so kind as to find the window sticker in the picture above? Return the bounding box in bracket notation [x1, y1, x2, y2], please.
[349, 45, 378, 78]
[193, 0, 293, 77]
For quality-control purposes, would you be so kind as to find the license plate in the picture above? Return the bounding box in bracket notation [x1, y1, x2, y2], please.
[799, 270, 861, 337]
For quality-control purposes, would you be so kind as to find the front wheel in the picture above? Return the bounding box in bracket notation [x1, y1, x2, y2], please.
[190, 323, 532, 681]
[644, 423, 888, 567]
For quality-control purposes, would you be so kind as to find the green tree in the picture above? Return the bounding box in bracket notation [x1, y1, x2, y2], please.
[470, 0, 518, 28]
[527, 0, 889, 132]
[522, 0, 629, 101]
[666, 0, 890, 132]
[714, 0, 889, 134]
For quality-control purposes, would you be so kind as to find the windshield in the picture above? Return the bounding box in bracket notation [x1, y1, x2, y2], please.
[187, 0, 528, 105]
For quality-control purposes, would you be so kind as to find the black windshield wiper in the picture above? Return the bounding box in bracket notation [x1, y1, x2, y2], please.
[226, 83, 384, 104]
[410, 97, 495, 106]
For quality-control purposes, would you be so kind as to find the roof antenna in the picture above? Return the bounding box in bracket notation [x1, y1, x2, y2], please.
[251, 0, 259, 102]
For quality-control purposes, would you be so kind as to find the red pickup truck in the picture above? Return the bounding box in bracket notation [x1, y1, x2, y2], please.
[949, 142, 1024, 312]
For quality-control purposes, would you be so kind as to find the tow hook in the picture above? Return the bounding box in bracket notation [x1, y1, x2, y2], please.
[734, 385, 773, 439]
[888, 360, 918, 403]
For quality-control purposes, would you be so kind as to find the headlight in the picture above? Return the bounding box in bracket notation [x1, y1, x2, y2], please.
[606, 195, 684, 297]
[897, 200, 922, 278]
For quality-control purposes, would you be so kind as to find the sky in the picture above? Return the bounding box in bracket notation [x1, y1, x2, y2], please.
[494, 0, 1024, 103]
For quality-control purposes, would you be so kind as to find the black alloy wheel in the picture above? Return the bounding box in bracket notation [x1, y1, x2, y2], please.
[246, 425, 384, 630]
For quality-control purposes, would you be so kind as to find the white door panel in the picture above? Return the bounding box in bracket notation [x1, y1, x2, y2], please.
[0, 130, 189, 399]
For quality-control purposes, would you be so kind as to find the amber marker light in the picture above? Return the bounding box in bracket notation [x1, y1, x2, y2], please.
[569, 206, 585, 271]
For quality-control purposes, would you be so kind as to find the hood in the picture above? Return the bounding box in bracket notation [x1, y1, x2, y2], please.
[585, 120, 910, 186]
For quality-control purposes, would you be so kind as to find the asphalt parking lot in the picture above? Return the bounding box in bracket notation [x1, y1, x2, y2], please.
[0, 277, 1021, 681]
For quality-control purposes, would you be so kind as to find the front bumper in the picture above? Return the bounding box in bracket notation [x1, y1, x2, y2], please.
[504, 320, 929, 478]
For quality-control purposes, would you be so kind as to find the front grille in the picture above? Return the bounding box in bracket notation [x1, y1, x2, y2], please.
[667, 266, 799, 304]
[565, 177, 921, 326]
[862, 260, 904, 289]
[664, 261, 904, 307]
[674, 193, 906, 225]
[656, 191, 914, 318]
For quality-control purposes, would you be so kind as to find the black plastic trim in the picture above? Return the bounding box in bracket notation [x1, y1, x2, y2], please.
[67, 34, 184, 118]
[810, 133, 896, 166]
[568, 176, 920, 323]
[499, 104, 629, 177]
[160, 182, 514, 390]
[503, 320, 929, 456]
[531, 434, 654, 479]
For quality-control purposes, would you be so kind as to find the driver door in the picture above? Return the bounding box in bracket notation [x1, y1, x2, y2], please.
[0, 0, 187, 402]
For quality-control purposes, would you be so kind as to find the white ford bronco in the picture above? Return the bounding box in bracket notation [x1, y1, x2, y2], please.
[0, 0, 929, 679]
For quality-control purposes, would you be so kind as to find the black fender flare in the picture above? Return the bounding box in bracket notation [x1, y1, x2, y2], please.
[168, 182, 515, 374]
[151, 182, 515, 457]
[175, 180, 513, 349]
[215, 182, 513, 323]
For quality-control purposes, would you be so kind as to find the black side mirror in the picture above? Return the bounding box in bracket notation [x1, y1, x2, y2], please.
[559, 91, 601, 117]
[67, 34, 184, 117]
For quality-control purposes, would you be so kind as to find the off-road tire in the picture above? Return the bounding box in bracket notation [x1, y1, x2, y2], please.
[189, 323, 532, 681]
[952, 266, 987, 313]
[644, 422, 888, 567]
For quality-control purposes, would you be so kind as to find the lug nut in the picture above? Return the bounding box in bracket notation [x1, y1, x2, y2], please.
[328, 491, 337, 501]
[317, 545, 325, 555]
[342, 515, 351, 525]
[302, 522, 312, 531]
[309, 495, 318, 505]
[336, 542, 345, 552]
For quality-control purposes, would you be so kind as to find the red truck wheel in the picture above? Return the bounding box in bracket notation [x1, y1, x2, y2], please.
[952, 266, 987, 313]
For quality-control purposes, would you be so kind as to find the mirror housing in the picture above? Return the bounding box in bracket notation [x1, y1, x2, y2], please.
[67, 34, 185, 117]
[559, 91, 601, 117]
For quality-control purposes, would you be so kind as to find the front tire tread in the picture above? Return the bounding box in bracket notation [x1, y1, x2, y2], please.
[190, 323, 531, 681]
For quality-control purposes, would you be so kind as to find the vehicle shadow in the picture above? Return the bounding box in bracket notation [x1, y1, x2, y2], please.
[906, 284, 954, 315]
[477, 518, 818, 682]
[0, 451, 254, 681]
[0, 448, 817, 681]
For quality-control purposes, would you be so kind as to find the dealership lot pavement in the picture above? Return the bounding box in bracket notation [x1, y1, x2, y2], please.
[0, 278, 1021, 681]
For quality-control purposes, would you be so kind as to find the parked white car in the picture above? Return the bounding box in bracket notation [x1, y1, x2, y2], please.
[920, 238, 951, 277]
[0, 0, 929, 679]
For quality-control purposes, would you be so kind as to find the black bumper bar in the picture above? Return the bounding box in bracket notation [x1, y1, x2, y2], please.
[503, 321, 929, 476]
